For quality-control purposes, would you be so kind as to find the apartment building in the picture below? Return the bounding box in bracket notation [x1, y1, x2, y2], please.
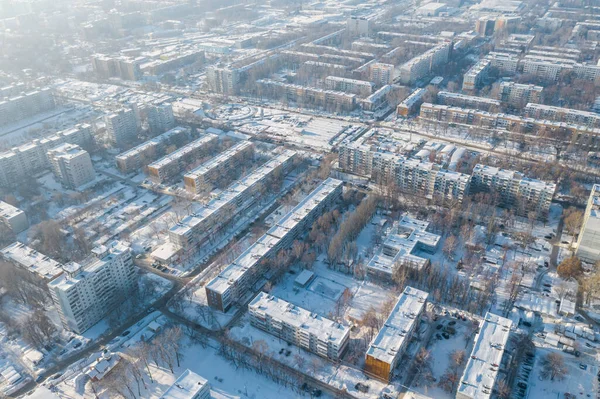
[347, 16, 370, 36]
[369, 63, 395, 86]
[257, 79, 356, 112]
[361, 85, 392, 112]
[397, 88, 427, 117]
[498, 82, 543, 106]
[365, 286, 428, 381]
[0, 201, 28, 234]
[367, 217, 440, 279]
[92, 54, 142, 80]
[575, 184, 600, 263]
[105, 108, 139, 147]
[521, 57, 569, 81]
[248, 292, 350, 360]
[0, 242, 64, 282]
[147, 133, 218, 183]
[462, 59, 490, 91]
[160, 370, 211, 399]
[206, 66, 240, 95]
[525, 103, 600, 128]
[419, 103, 600, 150]
[145, 102, 175, 135]
[205, 178, 343, 312]
[457, 312, 512, 399]
[487, 52, 520, 75]
[437, 91, 501, 112]
[170, 151, 297, 250]
[184, 141, 254, 194]
[471, 164, 556, 216]
[324, 76, 373, 97]
[0, 87, 55, 128]
[399, 42, 451, 84]
[47, 144, 95, 189]
[115, 126, 190, 174]
[338, 141, 374, 176]
[48, 241, 137, 333]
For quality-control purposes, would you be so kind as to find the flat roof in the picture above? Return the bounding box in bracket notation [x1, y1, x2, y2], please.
[366, 286, 428, 364]
[184, 141, 253, 180]
[249, 292, 349, 345]
[1, 242, 64, 280]
[458, 312, 512, 399]
[116, 126, 188, 160]
[0, 201, 24, 220]
[160, 369, 209, 399]
[148, 133, 217, 169]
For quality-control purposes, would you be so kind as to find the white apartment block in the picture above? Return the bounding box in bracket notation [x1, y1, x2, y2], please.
[521, 57, 568, 81]
[206, 66, 240, 95]
[184, 141, 254, 194]
[367, 217, 440, 279]
[206, 178, 343, 312]
[160, 370, 211, 399]
[170, 150, 297, 250]
[399, 42, 451, 84]
[145, 102, 175, 135]
[0, 87, 55, 127]
[347, 16, 370, 36]
[498, 82, 543, 106]
[369, 63, 395, 85]
[257, 79, 357, 111]
[575, 184, 600, 263]
[0, 201, 28, 234]
[471, 164, 555, 216]
[462, 59, 490, 91]
[437, 91, 501, 112]
[487, 52, 520, 75]
[525, 103, 600, 128]
[115, 126, 190, 174]
[338, 141, 374, 176]
[0, 124, 93, 188]
[397, 88, 427, 116]
[248, 292, 350, 360]
[147, 133, 218, 183]
[365, 286, 428, 381]
[105, 108, 138, 147]
[325, 76, 373, 96]
[48, 241, 137, 333]
[0, 242, 64, 281]
[457, 312, 512, 399]
[47, 144, 95, 189]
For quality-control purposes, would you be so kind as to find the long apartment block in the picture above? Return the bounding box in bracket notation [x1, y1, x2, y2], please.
[365, 286, 428, 381]
[169, 150, 297, 250]
[419, 103, 600, 150]
[1, 242, 65, 281]
[437, 91, 501, 112]
[498, 82, 543, 106]
[524, 103, 600, 128]
[248, 292, 350, 360]
[0, 124, 93, 188]
[115, 126, 189, 174]
[205, 178, 343, 312]
[0, 201, 28, 234]
[147, 133, 218, 183]
[457, 312, 512, 399]
[183, 141, 254, 194]
[48, 241, 136, 333]
[575, 184, 600, 263]
[471, 164, 556, 215]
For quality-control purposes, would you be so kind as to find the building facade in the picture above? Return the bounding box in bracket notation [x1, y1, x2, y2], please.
[0, 201, 28, 234]
[47, 144, 95, 189]
[105, 109, 139, 147]
[575, 184, 600, 263]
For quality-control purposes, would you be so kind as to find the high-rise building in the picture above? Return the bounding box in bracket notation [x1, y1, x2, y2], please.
[145, 103, 175, 135]
[48, 241, 137, 333]
[346, 17, 370, 36]
[0, 87, 55, 128]
[365, 287, 428, 381]
[369, 63, 395, 86]
[575, 184, 600, 263]
[248, 292, 350, 360]
[105, 109, 138, 147]
[206, 66, 240, 95]
[47, 144, 95, 189]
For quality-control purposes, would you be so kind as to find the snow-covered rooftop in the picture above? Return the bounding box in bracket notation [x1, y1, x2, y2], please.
[160, 369, 210, 399]
[457, 312, 512, 399]
[366, 286, 428, 365]
[0, 242, 64, 280]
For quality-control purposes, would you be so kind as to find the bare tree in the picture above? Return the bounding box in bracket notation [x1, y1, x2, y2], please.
[540, 352, 568, 381]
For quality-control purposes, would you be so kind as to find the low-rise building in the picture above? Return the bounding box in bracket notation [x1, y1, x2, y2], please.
[147, 134, 218, 183]
[457, 312, 512, 399]
[438, 91, 501, 112]
[205, 178, 343, 312]
[397, 88, 427, 117]
[365, 286, 429, 381]
[463, 59, 491, 91]
[525, 103, 600, 128]
[325, 76, 373, 96]
[575, 184, 600, 263]
[0, 201, 28, 234]
[47, 144, 95, 189]
[498, 82, 543, 106]
[0, 242, 64, 281]
[248, 292, 350, 360]
[160, 369, 211, 399]
[183, 141, 254, 194]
